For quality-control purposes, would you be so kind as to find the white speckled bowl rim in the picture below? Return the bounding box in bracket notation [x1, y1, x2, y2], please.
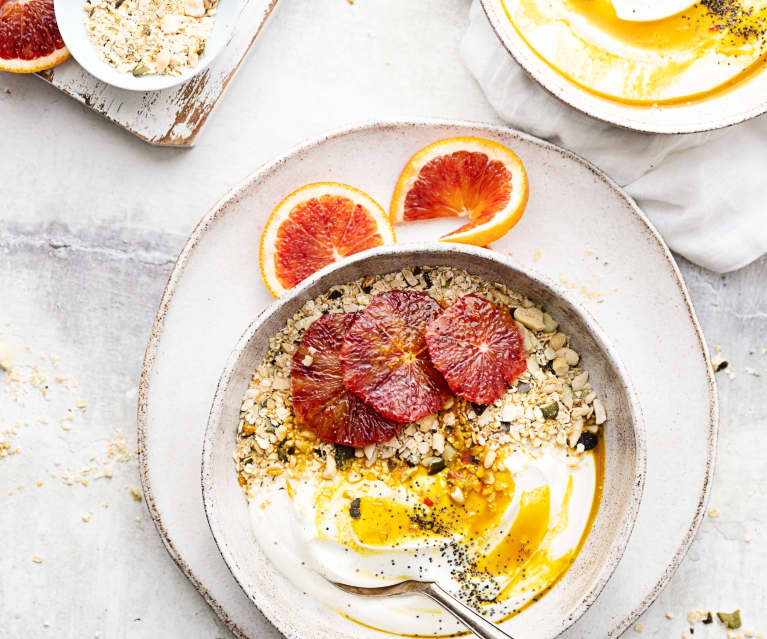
[479, 0, 767, 134]
[136, 119, 719, 639]
[202, 243, 647, 639]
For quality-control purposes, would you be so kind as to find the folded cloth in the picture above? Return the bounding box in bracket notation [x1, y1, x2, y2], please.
[461, 0, 767, 273]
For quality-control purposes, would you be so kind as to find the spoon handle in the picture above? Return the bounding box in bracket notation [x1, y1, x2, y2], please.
[423, 583, 515, 639]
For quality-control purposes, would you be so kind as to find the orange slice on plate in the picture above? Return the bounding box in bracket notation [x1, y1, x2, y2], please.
[260, 182, 396, 297]
[0, 0, 70, 73]
[390, 137, 529, 246]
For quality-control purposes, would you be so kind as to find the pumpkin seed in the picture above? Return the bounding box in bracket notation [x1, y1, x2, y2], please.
[541, 401, 559, 419]
[427, 458, 446, 475]
[717, 610, 741, 630]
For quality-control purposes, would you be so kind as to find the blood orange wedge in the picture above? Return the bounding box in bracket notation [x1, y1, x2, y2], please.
[0, 0, 70, 73]
[425, 294, 526, 405]
[340, 290, 452, 423]
[260, 183, 395, 298]
[389, 137, 529, 247]
[291, 312, 400, 448]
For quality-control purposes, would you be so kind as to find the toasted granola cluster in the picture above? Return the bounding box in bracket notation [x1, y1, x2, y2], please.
[233, 267, 606, 498]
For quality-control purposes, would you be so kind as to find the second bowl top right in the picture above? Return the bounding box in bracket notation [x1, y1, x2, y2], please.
[481, 0, 767, 134]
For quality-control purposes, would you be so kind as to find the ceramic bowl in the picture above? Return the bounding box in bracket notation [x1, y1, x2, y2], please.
[54, 0, 240, 92]
[201, 243, 646, 639]
[480, 0, 767, 134]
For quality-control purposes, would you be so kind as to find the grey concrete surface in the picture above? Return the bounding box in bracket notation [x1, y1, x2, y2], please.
[1, 0, 765, 637]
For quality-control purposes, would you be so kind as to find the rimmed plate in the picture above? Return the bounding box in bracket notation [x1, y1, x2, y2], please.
[137, 119, 718, 638]
[55, 0, 242, 92]
[479, 0, 767, 134]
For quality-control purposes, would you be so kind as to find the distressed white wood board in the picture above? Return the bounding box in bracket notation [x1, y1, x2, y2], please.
[36, 0, 278, 147]
[137, 120, 718, 639]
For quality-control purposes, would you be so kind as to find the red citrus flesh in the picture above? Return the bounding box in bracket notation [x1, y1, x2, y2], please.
[274, 195, 389, 291]
[291, 312, 400, 447]
[0, 0, 69, 72]
[340, 290, 452, 423]
[425, 294, 527, 405]
[402, 151, 512, 236]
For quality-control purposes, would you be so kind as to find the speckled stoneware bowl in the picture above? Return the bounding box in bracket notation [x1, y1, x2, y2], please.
[480, 0, 767, 133]
[202, 243, 647, 639]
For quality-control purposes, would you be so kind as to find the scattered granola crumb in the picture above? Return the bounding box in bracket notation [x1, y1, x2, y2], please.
[129, 487, 143, 502]
[0, 342, 12, 371]
[744, 367, 760, 377]
[32, 555, 43, 564]
[709, 506, 721, 518]
[634, 623, 643, 632]
[533, 249, 542, 262]
[75, 399, 87, 409]
[666, 612, 675, 620]
[82, 514, 91, 522]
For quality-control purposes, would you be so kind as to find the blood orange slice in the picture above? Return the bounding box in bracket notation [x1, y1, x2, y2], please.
[0, 0, 70, 73]
[291, 312, 400, 448]
[389, 137, 528, 247]
[425, 294, 526, 405]
[340, 290, 452, 423]
[260, 183, 396, 298]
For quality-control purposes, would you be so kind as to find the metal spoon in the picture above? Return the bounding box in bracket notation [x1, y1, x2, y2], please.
[329, 580, 515, 639]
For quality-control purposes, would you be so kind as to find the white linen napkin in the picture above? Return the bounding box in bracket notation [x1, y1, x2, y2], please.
[461, 0, 767, 273]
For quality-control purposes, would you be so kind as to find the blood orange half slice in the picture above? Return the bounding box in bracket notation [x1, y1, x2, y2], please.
[340, 290, 452, 423]
[389, 137, 528, 247]
[292, 312, 400, 448]
[425, 294, 526, 405]
[260, 183, 396, 298]
[0, 0, 70, 73]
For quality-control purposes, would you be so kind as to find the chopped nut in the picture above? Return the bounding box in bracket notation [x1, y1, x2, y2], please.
[322, 454, 337, 479]
[549, 333, 567, 350]
[558, 347, 580, 366]
[514, 307, 546, 331]
[571, 371, 589, 391]
[552, 357, 569, 377]
[593, 399, 607, 424]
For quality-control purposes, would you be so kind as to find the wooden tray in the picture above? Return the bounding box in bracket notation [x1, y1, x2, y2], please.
[37, 0, 278, 148]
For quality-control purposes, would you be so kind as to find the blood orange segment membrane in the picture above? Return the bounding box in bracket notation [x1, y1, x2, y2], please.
[425, 294, 527, 405]
[0, 0, 70, 73]
[260, 183, 395, 298]
[389, 137, 529, 247]
[402, 150, 512, 230]
[291, 313, 401, 448]
[340, 290, 452, 423]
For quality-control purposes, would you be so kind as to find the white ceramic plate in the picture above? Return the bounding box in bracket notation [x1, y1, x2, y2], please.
[479, 0, 767, 134]
[54, 0, 241, 92]
[138, 120, 718, 638]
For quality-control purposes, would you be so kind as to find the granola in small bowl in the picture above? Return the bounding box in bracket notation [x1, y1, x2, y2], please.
[233, 265, 607, 634]
[83, 0, 218, 77]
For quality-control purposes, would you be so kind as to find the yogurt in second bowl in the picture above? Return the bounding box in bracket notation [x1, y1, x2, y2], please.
[233, 265, 606, 635]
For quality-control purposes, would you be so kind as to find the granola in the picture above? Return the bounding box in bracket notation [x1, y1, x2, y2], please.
[234, 266, 607, 499]
[83, 0, 218, 77]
